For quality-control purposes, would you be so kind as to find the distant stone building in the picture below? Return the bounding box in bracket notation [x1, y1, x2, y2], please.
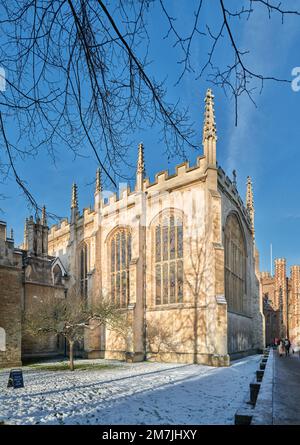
[0, 89, 265, 368]
[20, 209, 68, 359]
[261, 259, 300, 346]
[0, 211, 67, 368]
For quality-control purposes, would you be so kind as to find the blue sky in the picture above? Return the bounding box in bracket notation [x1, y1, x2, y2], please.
[1, 1, 300, 274]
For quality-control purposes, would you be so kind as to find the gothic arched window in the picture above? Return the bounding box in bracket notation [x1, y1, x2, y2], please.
[110, 229, 131, 307]
[155, 214, 184, 305]
[80, 244, 88, 298]
[224, 213, 247, 314]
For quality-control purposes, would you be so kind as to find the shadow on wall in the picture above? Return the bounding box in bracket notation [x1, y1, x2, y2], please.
[227, 313, 253, 354]
[146, 227, 225, 363]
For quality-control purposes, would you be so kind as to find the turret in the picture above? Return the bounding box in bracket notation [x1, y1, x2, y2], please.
[275, 258, 288, 337]
[24, 211, 48, 256]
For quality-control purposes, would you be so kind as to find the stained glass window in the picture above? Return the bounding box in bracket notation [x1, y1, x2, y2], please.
[224, 214, 246, 314]
[80, 244, 88, 298]
[155, 214, 184, 305]
[155, 225, 161, 262]
[156, 264, 161, 305]
[110, 229, 131, 307]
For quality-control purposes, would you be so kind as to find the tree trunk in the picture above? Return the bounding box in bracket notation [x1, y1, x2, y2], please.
[69, 340, 75, 371]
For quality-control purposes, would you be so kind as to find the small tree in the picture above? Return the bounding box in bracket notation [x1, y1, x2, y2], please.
[146, 320, 180, 361]
[23, 293, 128, 371]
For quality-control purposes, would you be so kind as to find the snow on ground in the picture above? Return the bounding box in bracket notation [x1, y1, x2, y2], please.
[0, 355, 260, 425]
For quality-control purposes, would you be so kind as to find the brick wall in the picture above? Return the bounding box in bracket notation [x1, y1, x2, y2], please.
[290, 266, 300, 345]
[0, 265, 22, 368]
[275, 258, 288, 338]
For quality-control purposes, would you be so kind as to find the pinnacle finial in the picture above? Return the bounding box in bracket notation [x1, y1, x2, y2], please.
[137, 142, 145, 176]
[95, 167, 102, 193]
[246, 176, 253, 209]
[71, 183, 78, 209]
[203, 88, 217, 143]
[10, 228, 14, 239]
[41, 205, 47, 226]
[232, 169, 237, 186]
[246, 176, 255, 238]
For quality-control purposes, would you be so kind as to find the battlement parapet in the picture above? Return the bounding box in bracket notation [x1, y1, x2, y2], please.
[144, 155, 206, 192]
[261, 271, 273, 279]
[49, 217, 70, 239]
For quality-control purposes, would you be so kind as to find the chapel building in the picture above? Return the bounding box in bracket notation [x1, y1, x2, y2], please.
[45, 89, 264, 366]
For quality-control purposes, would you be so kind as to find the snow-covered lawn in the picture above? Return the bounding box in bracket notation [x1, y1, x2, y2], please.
[0, 355, 260, 425]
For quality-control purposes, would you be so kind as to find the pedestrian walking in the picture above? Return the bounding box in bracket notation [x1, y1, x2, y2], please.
[284, 338, 291, 356]
[278, 339, 285, 357]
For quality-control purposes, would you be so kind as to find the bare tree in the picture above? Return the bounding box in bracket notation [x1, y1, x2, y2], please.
[0, 0, 298, 212]
[23, 292, 129, 371]
[146, 320, 180, 360]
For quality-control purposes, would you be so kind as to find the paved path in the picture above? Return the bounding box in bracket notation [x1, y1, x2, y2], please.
[273, 350, 300, 424]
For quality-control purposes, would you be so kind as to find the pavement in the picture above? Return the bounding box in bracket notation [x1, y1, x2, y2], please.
[273, 349, 300, 425]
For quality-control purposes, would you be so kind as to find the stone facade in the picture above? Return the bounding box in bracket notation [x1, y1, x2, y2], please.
[46, 89, 264, 366]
